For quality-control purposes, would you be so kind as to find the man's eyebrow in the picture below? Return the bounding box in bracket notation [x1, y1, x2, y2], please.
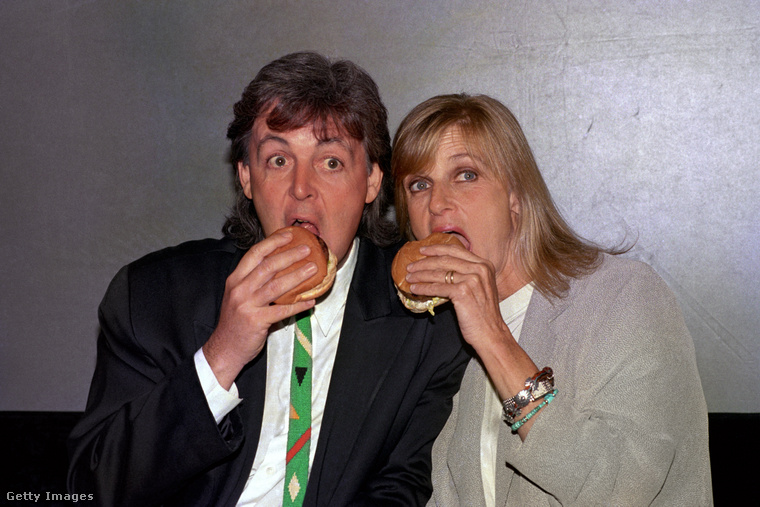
[255, 134, 288, 159]
[254, 134, 355, 159]
[317, 136, 354, 155]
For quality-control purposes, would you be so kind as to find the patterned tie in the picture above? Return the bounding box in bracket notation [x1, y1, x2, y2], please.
[284, 310, 312, 506]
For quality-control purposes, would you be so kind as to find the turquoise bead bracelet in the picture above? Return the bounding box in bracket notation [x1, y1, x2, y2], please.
[510, 389, 558, 432]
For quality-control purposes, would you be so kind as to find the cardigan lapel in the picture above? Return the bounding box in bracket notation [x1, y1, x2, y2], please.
[450, 358, 490, 507]
[306, 238, 416, 503]
[493, 288, 570, 506]
[518, 289, 569, 363]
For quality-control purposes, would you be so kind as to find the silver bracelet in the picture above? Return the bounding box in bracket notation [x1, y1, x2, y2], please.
[502, 367, 554, 424]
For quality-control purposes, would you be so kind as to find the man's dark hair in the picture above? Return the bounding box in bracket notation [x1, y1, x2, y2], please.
[223, 51, 398, 248]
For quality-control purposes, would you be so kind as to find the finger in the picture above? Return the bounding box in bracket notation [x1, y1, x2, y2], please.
[418, 242, 472, 260]
[407, 266, 474, 291]
[239, 240, 313, 294]
[410, 244, 486, 272]
[264, 298, 316, 323]
[409, 273, 497, 319]
[260, 260, 319, 304]
[252, 242, 312, 283]
[407, 263, 494, 301]
[234, 229, 298, 278]
[407, 254, 484, 278]
[404, 266, 451, 286]
[408, 279, 454, 299]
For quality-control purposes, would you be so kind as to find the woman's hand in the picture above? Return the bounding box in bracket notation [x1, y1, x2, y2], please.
[405, 242, 544, 438]
[405, 242, 508, 352]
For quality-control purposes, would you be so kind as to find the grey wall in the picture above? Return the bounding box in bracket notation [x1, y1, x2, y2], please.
[1, 0, 758, 412]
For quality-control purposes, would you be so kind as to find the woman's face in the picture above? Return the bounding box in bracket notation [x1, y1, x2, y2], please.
[401, 126, 524, 297]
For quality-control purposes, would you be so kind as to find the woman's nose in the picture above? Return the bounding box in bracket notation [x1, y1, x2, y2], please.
[429, 184, 453, 215]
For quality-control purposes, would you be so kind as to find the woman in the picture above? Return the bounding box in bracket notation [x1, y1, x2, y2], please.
[391, 94, 712, 506]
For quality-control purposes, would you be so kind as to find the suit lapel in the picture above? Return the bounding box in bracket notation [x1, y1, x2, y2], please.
[307, 239, 414, 503]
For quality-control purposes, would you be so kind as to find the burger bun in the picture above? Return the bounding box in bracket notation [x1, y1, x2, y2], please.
[391, 232, 464, 314]
[270, 226, 337, 305]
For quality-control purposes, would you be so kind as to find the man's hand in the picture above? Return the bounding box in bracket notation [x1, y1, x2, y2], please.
[203, 229, 317, 389]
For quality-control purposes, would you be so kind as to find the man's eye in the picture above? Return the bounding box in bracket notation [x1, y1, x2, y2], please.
[323, 158, 342, 170]
[268, 155, 287, 167]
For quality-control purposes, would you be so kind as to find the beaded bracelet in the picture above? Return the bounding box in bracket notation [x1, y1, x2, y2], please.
[510, 389, 558, 432]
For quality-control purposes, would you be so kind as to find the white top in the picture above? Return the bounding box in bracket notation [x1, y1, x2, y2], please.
[481, 283, 534, 507]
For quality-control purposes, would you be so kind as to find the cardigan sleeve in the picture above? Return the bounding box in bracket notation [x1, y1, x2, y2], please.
[500, 260, 712, 506]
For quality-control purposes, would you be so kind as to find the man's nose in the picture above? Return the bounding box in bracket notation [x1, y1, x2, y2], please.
[290, 163, 315, 200]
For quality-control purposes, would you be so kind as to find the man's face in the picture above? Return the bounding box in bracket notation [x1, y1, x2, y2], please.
[238, 115, 382, 264]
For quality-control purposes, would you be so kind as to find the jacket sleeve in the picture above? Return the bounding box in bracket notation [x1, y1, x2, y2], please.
[503, 262, 711, 505]
[66, 264, 245, 506]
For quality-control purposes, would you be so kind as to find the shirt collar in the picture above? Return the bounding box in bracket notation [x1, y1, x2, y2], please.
[312, 237, 360, 336]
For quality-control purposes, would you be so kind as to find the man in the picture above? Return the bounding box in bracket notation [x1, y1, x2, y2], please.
[67, 52, 468, 506]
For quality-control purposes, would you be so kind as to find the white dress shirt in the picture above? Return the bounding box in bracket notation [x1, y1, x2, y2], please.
[481, 283, 533, 507]
[194, 237, 360, 506]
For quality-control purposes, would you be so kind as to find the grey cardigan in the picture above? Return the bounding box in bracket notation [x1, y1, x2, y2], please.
[429, 254, 712, 506]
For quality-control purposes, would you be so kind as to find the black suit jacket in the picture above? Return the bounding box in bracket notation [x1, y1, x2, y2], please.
[67, 237, 468, 506]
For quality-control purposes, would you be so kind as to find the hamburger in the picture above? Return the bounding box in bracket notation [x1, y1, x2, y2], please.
[391, 232, 464, 315]
[270, 226, 337, 305]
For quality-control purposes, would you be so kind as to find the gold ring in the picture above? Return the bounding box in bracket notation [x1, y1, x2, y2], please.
[445, 270, 455, 284]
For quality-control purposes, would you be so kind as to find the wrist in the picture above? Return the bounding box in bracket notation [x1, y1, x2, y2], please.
[502, 367, 555, 424]
[202, 338, 249, 390]
[476, 327, 536, 399]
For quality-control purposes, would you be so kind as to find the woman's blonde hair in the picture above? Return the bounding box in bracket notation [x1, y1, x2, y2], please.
[392, 93, 619, 299]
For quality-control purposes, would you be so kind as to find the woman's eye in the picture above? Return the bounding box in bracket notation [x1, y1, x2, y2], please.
[409, 180, 429, 192]
[459, 170, 477, 181]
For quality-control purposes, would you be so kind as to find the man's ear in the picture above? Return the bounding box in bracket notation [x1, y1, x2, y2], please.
[365, 163, 383, 204]
[237, 162, 252, 199]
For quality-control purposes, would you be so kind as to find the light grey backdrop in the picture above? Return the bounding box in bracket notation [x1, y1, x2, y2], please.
[1, 0, 758, 412]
